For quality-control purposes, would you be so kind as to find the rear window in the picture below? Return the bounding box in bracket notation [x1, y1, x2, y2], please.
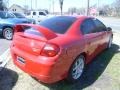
[39, 16, 77, 34]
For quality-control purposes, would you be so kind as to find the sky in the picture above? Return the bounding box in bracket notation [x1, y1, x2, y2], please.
[7, 0, 115, 12]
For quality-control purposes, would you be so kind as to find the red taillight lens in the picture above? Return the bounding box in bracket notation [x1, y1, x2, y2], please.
[40, 43, 60, 57]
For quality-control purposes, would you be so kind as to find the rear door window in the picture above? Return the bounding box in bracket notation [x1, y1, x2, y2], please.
[81, 19, 96, 34]
[92, 19, 107, 32]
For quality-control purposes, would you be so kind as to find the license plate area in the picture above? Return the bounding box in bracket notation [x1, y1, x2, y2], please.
[17, 56, 25, 64]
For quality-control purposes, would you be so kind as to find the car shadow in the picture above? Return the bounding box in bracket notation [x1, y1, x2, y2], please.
[0, 36, 3, 39]
[0, 68, 18, 90]
[0, 36, 4, 40]
[42, 44, 120, 90]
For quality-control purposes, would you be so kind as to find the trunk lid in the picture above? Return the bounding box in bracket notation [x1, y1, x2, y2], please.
[13, 24, 57, 56]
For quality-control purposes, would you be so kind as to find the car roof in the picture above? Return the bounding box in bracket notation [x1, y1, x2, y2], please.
[56, 15, 92, 20]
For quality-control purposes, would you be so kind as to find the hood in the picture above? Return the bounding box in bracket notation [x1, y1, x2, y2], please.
[0, 18, 31, 24]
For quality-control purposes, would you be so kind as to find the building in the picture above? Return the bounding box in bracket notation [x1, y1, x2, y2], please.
[9, 4, 26, 14]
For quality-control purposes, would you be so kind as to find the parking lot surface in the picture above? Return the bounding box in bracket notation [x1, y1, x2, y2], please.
[0, 38, 11, 55]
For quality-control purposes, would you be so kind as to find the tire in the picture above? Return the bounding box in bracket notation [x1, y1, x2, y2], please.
[3, 28, 13, 40]
[67, 55, 85, 83]
[107, 35, 113, 49]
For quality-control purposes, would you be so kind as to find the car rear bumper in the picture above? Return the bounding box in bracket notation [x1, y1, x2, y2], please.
[10, 45, 64, 84]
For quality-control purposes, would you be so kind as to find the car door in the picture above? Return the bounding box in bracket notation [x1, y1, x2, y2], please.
[92, 18, 108, 50]
[81, 18, 103, 63]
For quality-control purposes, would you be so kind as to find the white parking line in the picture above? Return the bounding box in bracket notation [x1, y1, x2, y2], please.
[0, 48, 10, 71]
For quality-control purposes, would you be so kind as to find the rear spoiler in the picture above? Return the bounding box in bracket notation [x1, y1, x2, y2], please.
[14, 24, 57, 40]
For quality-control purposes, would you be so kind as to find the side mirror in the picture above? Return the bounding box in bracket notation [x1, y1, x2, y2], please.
[107, 27, 112, 31]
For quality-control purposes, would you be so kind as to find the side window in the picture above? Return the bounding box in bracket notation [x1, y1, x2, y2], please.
[33, 12, 36, 15]
[39, 12, 46, 16]
[81, 19, 95, 34]
[93, 19, 106, 32]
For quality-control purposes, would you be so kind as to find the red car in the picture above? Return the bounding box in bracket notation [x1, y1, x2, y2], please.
[10, 16, 113, 83]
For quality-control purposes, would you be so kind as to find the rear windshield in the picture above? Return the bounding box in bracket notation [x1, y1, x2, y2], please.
[39, 16, 77, 34]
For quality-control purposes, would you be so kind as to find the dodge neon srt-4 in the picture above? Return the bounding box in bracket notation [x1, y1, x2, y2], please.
[10, 16, 113, 83]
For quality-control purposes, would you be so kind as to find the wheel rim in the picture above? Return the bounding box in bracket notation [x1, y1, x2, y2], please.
[108, 37, 112, 48]
[4, 28, 13, 40]
[72, 56, 84, 80]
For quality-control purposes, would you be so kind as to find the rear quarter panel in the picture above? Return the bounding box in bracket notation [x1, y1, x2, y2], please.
[48, 34, 86, 79]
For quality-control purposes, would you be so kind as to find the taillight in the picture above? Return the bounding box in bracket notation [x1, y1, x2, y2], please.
[40, 43, 60, 57]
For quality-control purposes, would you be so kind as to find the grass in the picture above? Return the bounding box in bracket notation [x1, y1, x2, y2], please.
[106, 49, 120, 90]
[106, 53, 120, 80]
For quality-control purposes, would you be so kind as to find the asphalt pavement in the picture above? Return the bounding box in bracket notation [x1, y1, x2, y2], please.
[97, 17, 120, 32]
[0, 37, 11, 55]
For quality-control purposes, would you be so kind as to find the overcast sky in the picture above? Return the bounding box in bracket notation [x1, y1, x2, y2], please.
[8, 0, 115, 12]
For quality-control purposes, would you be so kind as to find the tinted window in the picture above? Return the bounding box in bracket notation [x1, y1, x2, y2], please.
[81, 19, 95, 34]
[33, 12, 36, 15]
[39, 12, 46, 15]
[39, 16, 77, 34]
[93, 19, 106, 32]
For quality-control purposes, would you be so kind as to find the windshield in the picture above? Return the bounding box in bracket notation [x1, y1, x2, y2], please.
[0, 11, 15, 19]
[14, 13, 25, 18]
[39, 16, 77, 34]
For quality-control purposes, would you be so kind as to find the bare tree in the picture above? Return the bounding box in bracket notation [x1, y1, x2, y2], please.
[87, 0, 90, 16]
[59, 0, 64, 15]
[68, 7, 86, 15]
[68, 7, 77, 15]
[114, 0, 120, 16]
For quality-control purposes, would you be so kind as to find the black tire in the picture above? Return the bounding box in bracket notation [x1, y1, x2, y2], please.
[67, 55, 85, 83]
[3, 27, 13, 40]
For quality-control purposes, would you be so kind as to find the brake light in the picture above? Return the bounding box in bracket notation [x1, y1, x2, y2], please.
[40, 43, 60, 57]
